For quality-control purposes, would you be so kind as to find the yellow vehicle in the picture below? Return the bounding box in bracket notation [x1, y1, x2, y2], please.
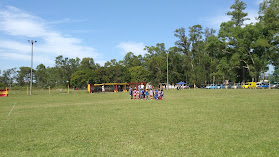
[242, 82, 257, 89]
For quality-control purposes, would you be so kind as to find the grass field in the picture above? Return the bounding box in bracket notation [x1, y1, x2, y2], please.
[1, 89, 279, 156]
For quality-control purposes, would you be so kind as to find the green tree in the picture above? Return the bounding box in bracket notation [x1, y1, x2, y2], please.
[104, 59, 122, 82]
[123, 52, 142, 68]
[55, 55, 80, 87]
[36, 64, 47, 88]
[94, 67, 109, 83]
[174, 28, 193, 83]
[79, 57, 96, 84]
[227, 0, 250, 27]
[129, 66, 150, 82]
[218, 0, 258, 82]
[70, 70, 88, 88]
[0, 70, 4, 88]
[167, 46, 184, 84]
[17, 67, 32, 86]
[259, 0, 279, 66]
[80, 57, 96, 70]
[270, 65, 279, 83]
[45, 67, 59, 87]
[189, 24, 205, 84]
[144, 43, 167, 85]
[2, 68, 17, 87]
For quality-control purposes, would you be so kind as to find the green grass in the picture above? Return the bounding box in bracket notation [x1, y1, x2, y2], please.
[1, 89, 279, 156]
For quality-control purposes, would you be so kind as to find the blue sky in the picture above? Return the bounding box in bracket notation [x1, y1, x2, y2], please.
[1, 0, 273, 73]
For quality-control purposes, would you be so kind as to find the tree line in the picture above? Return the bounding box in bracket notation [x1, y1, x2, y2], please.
[0, 0, 278, 88]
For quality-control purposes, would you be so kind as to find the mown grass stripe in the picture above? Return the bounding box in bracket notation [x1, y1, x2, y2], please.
[8, 103, 16, 116]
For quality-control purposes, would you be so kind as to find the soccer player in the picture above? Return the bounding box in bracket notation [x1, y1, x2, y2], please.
[161, 89, 164, 99]
[158, 89, 161, 100]
[150, 89, 153, 100]
[129, 87, 133, 99]
[155, 89, 158, 100]
[139, 89, 141, 99]
[136, 90, 140, 99]
[133, 88, 137, 99]
[145, 89, 149, 100]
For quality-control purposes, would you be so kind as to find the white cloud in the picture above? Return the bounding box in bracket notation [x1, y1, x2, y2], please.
[0, 6, 47, 37]
[0, 40, 29, 54]
[0, 6, 101, 67]
[245, 10, 259, 24]
[204, 15, 231, 29]
[0, 50, 53, 65]
[203, 9, 260, 29]
[256, 0, 264, 5]
[95, 60, 106, 66]
[117, 42, 147, 56]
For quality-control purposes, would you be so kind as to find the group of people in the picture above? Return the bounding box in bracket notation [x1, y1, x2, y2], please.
[129, 87, 164, 100]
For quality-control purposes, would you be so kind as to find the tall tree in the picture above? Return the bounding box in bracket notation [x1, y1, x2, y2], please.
[227, 0, 250, 27]
[271, 65, 279, 83]
[45, 67, 59, 87]
[36, 64, 47, 88]
[218, 0, 256, 82]
[174, 28, 193, 82]
[259, 0, 279, 66]
[70, 70, 88, 88]
[123, 52, 142, 68]
[129, 66, 150, 82]
[80, 57, 96, 70]
[17, 67, 32, 86]
[78, 57, 96, 84]
[94, 67, 110, 83]
[55, 55, 80, 87]
[189, 24, 205, 84]
[144, 43, 167, 85]
[2, 68, 17, 87]
[167, 46, 184, 84]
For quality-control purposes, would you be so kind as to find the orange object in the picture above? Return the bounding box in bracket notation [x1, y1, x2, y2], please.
[0, 89, 9, 97]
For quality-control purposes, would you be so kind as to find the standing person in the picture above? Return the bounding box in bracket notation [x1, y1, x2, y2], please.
[133, 88, 137, 100]
[136, 89, 140, 99]
[154, 89, 156, 100]
[143, 89, 146, 100]
[161, 89, 164, 99]
[150, 89, 153, 100]
[154, 89, 158, 100]
[158, 89, 161, 100]
[139, 88, 142, 99]
[141, 89, 144, 100]
[145, 89, 149, 100]
[129, 87, 133, 99]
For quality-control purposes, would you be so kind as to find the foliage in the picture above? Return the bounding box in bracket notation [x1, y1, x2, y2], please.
[17, 67, 32, 86]
[270, 65, 279, 83]
[2, 68, 17, 87]
[129, 66, 150, 82]
[70, 70, 88, 88]
[226, 0, 250, 27]
[35, 64, 47, 88]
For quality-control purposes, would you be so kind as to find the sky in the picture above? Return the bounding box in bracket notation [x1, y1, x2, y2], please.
[1, 0, 273, 73]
